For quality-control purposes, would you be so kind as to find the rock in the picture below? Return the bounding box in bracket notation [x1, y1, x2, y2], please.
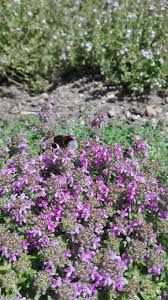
[148, 94, 162, 104]
[9, 103, 21, 114]
[107, 109, 116, 118]
[0, 86, 16, 98]
[125, 110, 141, 121]
[131, 114, 141, 121]
[145, 105, 162, 117]
[21, 111, 37, 115]
[125, 111, 131, 119]
[106, 92, 117, 102]
[165, 96, 168, 104]
[42, 92, 49, 101]
[129, 106, 143, 116]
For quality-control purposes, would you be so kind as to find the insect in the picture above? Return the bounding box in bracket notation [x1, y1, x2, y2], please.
[51, 135, 75, 149]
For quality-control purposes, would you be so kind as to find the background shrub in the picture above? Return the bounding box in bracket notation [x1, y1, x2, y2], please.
[0, 0, 168, 92]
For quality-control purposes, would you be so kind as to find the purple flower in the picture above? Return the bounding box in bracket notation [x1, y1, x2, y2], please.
[112, 274, 125, 291]
[108, 218, 127, 236]
[79, 248, 95, 262]
[128, 218, 142, 233]
[91, 267, 102, 286]
[80, 150, 88, 171]
[18, 139, 28, 152]
[148, 265, 164, 276]
[127, 181, 137, 204]
[144, 192, 159, 212]
[74, 281, 96, 297]
[108, 251, 128, 272]
[92, 236, 101, 250]
[65, 265, 75, 278]
[96, 177, 109, 196]
[12, 177, 25, 193]
[79, 202, 91, 220]
[133, 135, 149, 158]
[44, 260, 56, 276]
[91, 114, 107, 128]
[114, 144, 123, 160]
[101, 272, 113, 287]
[159, 212, 168, 219]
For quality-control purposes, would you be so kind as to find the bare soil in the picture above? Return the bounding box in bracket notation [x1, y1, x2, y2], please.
[0, 76, 168, 133]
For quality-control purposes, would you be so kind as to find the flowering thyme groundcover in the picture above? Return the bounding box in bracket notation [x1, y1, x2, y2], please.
[0, 120, 167, 299]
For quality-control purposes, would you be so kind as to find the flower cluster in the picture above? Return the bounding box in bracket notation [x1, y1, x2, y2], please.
[0, 131, 167, 299]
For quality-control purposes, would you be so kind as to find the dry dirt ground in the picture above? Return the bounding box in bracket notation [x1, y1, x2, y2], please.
[0, 76, 168, 132]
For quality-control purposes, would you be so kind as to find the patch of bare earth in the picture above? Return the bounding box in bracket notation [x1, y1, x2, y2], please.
[0, 76, 168, 133]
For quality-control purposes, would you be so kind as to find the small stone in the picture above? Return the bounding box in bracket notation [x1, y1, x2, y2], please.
[165, 96, 168, 104]
[131, 114, 141, 121]
[42, 93, 49, 101]
[106, 92, 117, 101]
[130, 106, 143, 116]
[107, 109, 116, 118]
[125, 111, 131, 119]
[145, 105, 162, 117]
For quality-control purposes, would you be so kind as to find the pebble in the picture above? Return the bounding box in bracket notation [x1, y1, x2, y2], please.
[165, 96, 168, 104]
[0, 86, 15, 98]
[106, 92, 117, 101]
[9, 103, 21, 114]
[145, 105, 162, 117]
[21, 111, 37, 115]
[151, 118, 158, 126]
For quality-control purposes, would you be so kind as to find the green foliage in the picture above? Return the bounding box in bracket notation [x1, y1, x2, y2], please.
[0, 0, 168, 92]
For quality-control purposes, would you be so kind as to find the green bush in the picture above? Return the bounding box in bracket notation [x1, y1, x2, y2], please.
[0, 0, 168, 91]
